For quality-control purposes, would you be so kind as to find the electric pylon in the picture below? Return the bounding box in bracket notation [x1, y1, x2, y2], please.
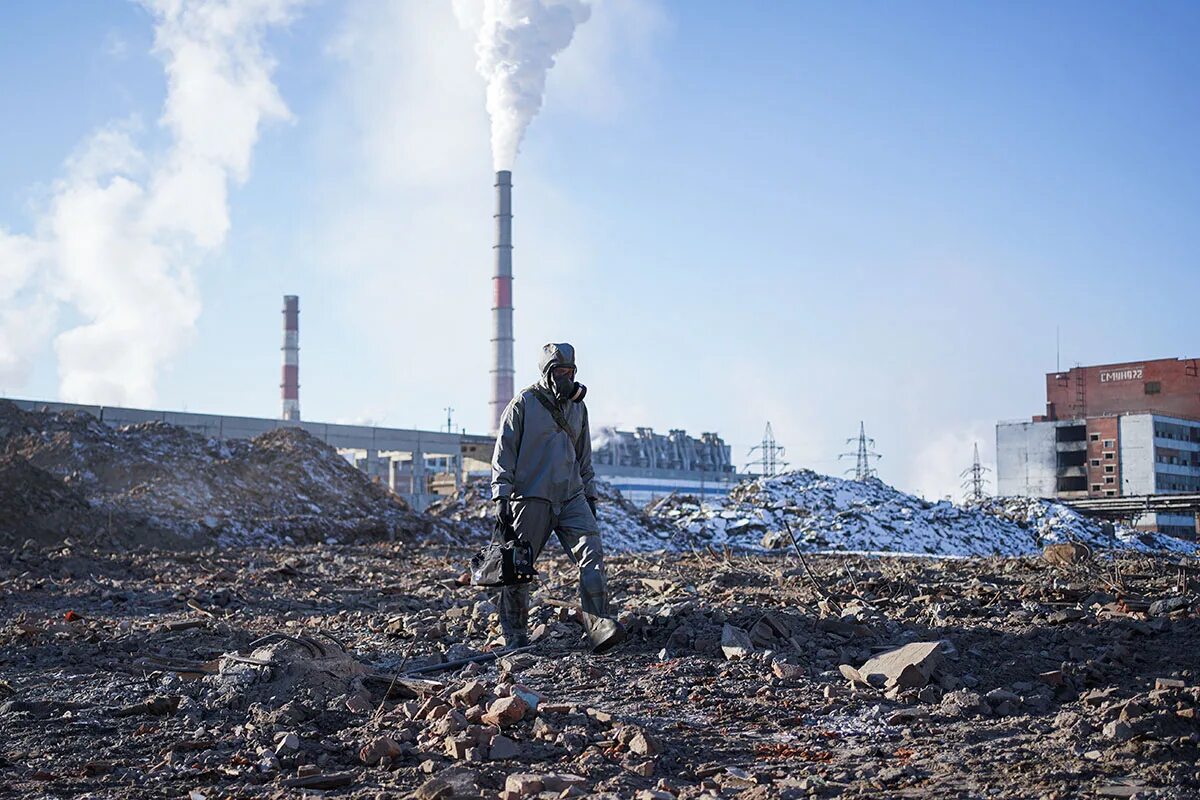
[960, 442, 991, 502]
[839, 421, 881, 480]
[745, 422, 789, 476]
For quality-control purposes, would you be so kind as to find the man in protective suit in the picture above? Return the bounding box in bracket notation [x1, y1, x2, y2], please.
[491, 342, 627, 654]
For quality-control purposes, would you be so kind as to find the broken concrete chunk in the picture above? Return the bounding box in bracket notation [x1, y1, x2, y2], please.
[511, 684, 543, 711]
[451, 680, 486, 706]
[857, 642, 942, 689]
[720, 624, 755, 660]
[482, 695, 528, 727]
[628, 729, 662, 757]
[772, 661, 805, 680]
[488, 734, 521, 760]
[1148, 596, 1188, 616]
[359, 736, 402, 766]
[1042, 542, 1089, 564]
[505, 774, 543, 796]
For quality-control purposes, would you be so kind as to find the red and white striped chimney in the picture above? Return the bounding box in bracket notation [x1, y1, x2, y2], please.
[281, 295, 300, 421]
[490, 170, 515, 435]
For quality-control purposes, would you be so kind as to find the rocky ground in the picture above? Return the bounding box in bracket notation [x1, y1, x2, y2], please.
[2, 539, 1198, 799]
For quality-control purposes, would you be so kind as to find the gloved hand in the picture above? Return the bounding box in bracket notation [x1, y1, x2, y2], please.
[587, 496, 598, 519]
[496, 497, 514, 526]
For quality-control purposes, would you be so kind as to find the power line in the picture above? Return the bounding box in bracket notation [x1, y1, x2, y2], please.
[839, 420, 881, 480]
[960, 441, 991, 502]
[745, 421, 789, 476]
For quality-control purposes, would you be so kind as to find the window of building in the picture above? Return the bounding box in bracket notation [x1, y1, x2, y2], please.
[1103, 439, 1115, 448]
[1057, 476, 1087, 492]
[1105, 476, 1115, 484]
[1090, 459, 1100, 467]
[1091, 484, 1102, 492]
[1104, 465, 1115, 473]
[1057, 425, 1087, 443]
[1104, 490, 1116, 496]
[1145, 381, 1161, 395]
[1057, 450, 1087, 468]
[1089, 433, 1100, 442]
[1105, 452, 1115, 460]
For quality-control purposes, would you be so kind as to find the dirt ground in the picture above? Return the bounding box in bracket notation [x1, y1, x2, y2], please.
[1, 540, 1197, 799]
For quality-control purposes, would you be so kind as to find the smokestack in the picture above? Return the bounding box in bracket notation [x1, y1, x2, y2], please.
[491, 171, 515, 435]
[281, 294, 299, 422]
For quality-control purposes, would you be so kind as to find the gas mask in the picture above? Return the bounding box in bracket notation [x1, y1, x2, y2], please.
[549, 366, 587, 402]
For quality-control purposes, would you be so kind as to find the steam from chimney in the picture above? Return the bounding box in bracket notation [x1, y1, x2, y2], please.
[459, 0, 592, 170]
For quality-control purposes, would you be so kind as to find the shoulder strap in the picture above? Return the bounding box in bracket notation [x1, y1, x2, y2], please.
[531, 387, 578, 445]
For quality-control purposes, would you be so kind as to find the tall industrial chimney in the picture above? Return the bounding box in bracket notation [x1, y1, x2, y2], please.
[281, 294, 300, 422]
[490, 170, 515, 434]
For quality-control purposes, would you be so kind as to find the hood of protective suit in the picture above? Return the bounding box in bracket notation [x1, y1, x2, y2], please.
[538, 342, 586, 402]
[538, 342, 576, 375]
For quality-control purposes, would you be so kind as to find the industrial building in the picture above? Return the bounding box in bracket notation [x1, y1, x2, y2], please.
[997, 357, 1200, 538]
[589, 427, 740, 505]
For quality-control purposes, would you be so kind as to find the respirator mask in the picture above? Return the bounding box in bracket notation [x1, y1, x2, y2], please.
[549, 366, 586, 402]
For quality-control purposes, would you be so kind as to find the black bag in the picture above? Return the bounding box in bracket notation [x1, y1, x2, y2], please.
[470, 517, 536, 587]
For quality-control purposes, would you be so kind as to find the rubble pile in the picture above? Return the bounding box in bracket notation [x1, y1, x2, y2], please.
[2, 538, 1198, 797]
[0, 400, 460, 548]
[649, 469, 1196, 557]
[428, 478, 677, 552]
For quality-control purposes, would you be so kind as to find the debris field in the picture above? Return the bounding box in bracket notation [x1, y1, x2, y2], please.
[2, 538, 1198, 799]
[2, 407, 1199, 798]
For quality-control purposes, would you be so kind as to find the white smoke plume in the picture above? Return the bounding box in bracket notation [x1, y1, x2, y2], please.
[457, 0, 592, 170]
[0, 0, 299, 404]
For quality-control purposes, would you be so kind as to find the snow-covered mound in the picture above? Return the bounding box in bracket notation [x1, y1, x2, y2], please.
[648, 469, 1196, 557]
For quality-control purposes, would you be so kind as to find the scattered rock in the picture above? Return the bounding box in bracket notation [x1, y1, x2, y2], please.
[857, 642, 943, 689]
[721, 624, 755, 660]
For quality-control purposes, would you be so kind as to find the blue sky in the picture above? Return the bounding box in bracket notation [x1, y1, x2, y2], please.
[1, 0, 1198, 499]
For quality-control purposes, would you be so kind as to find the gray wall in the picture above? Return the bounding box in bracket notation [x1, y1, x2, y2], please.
[996, 421, 1058, 498]
[1118, 414, 1157, 495]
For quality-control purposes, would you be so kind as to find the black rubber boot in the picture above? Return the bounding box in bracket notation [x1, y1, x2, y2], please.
[585, 615, 628, 654]
[498, 583, 530, 649]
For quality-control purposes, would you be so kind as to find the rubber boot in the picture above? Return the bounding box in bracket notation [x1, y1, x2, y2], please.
[579, 563, 626, 654]
[584, 614, 628, 654]
[498, 583, 530, 649]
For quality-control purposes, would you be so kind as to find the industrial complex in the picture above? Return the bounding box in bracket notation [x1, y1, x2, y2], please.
[997, 357, 1200, 538]
[4, 171, 747, 512]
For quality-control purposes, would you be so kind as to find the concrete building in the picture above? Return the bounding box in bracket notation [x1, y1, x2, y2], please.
[590, 427, 742, 505]
[997, 357, 1200, 538]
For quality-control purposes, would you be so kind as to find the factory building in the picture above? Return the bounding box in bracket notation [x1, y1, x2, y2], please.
[997, 357, 1200, 538]
[589, 427, 740, 505]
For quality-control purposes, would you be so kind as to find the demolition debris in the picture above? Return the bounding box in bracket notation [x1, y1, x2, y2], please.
[3, 404, 1200, 796]
[0, 400, 460, 549]
[1, 541, 1198, 798]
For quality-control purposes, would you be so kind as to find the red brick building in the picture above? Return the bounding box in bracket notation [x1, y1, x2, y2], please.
[1000, 357, 1200, 538]
[1037, 357, 1200, 423]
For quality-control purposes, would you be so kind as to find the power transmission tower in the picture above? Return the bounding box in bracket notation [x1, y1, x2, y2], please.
[444, 406, 455, 434]
[839, 421, 881, 480]
[960, 442, 991, 502]
[745, 422, 789, 476]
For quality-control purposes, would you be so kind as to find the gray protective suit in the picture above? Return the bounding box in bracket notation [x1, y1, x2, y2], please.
[490, 343, 624, 653]
[491, 343, 596, 504]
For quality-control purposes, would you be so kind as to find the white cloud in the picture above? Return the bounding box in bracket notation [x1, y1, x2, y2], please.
[905, 422, 996, 502]
[0, 0, 300, 405]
